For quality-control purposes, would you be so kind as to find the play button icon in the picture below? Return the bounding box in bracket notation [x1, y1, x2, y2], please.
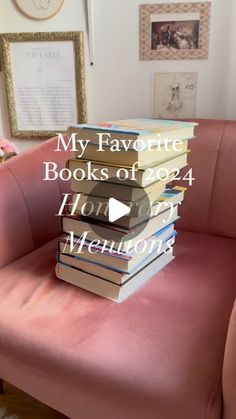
[77, 177, 152, 242]
[108, 198, 131, 223]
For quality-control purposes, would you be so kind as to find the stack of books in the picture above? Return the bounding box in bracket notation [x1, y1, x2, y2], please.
[56, 119, 197, 302]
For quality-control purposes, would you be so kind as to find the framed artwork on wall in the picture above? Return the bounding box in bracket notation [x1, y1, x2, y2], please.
[0, 31, 86, 138]
[15, 0, 64, 20]
[154, 72, 198, 119]
[140, 2, 211, 60]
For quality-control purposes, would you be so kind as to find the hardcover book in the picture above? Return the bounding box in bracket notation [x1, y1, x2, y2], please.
[56, 248, 174, 302]
[68, 118, 197, 148]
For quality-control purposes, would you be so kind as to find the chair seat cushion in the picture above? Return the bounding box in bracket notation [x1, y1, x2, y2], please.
[0, 231, 235, 419]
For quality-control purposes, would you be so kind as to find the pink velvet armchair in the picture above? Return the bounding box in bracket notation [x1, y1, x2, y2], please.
[0, 119, 235, 419]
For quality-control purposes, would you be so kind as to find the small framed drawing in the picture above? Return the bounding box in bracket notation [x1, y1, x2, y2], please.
[0, 31, 86, 138]
[140, 2, 211, 60]
[154, 72, 198, 119]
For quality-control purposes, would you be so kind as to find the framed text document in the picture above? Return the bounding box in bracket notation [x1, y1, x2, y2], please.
[0, 32, 86, 138]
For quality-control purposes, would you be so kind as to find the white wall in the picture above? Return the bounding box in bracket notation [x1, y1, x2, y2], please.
[0, 0, 235, 152]
[0, 0, 89, 151]
[226, 0, 236, 119]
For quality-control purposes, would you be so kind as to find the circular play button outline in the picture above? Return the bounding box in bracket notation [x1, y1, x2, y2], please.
[79, 177, 152, 243]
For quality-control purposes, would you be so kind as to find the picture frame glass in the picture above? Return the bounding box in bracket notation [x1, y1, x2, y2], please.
[1, 32, 86, 138]
[10, 40, 77, 132]
[151, 12, 200, 51]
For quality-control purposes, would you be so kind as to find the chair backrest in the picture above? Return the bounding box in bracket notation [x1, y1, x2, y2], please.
[0, 136, 72, 269]
[176, 119, 236, 239]
[0, 120, 235, 269]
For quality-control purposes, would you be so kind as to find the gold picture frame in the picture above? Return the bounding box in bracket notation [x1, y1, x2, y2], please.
[0, 31, 87, 138]
[140, 2, 211, 60]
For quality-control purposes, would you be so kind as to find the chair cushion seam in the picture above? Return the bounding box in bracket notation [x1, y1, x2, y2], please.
[3, 165, 36, 249]
[38, 147, 63, 200]
[206, 121, 230, 234]
[205, 371, 222, 419]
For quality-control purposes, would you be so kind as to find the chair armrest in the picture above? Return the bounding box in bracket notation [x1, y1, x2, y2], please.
[222, 299, 236, 419]
[0, 136, 72, 268]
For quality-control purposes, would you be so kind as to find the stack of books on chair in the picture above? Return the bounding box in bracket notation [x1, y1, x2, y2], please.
[56, 119, 197, 302]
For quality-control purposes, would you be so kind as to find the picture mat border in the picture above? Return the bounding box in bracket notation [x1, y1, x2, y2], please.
[140, 2, 212, 60]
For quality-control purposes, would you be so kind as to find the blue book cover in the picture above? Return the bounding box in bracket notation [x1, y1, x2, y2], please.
[74, 118, 197, 136]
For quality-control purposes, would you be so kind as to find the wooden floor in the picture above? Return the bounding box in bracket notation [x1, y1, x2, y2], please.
[0, 382, 67, 419]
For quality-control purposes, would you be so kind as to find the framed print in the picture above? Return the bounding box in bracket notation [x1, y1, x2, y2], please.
[154, 72, 198, 119]
[15, 0, 64, 20]
[140, 2, 211, 60]
[0, 32, 86, 138]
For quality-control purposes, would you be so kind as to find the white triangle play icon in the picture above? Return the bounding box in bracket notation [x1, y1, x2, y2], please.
[108, 198, 131, 223]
